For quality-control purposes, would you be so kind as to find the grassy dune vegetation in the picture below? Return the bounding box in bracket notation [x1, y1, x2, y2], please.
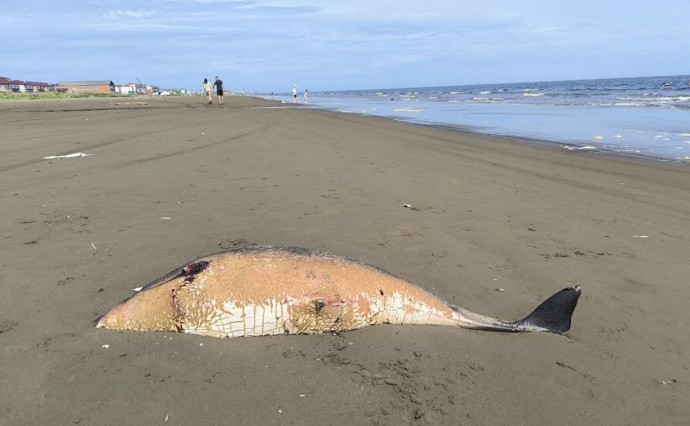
[0, 92, 129, 100]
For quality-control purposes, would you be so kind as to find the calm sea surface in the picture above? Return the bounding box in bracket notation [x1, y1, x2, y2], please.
[266, 75, 690, 162]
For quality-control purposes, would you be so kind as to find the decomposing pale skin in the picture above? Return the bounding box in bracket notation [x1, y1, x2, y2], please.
[97, 247, 581, 338]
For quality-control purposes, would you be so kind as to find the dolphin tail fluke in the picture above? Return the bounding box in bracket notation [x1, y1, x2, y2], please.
[516, 285, 581, 333]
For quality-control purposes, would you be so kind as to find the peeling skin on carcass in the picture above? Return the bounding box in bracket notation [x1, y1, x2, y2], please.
[96, 247, 581, 338]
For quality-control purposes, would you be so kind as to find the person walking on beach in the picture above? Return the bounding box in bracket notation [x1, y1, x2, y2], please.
[213, 76, 224, 105]
[303, 89, 309, 104]
[203, 78, 213, 104]
[292, 84, 298, 103]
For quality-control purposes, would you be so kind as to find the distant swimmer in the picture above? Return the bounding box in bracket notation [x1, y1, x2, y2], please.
[662, 80, 671, 87]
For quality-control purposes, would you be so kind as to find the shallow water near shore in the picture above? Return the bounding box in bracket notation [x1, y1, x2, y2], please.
[269, 75, 690, 162]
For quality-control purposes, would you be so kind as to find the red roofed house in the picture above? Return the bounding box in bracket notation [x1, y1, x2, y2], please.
[0, 77, 57, 93]
[26, 81, 55, 92]
[0, 77, 11, 92]
[9, 80, 25, 92]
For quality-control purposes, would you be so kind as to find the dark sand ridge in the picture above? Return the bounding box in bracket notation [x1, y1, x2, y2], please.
[0, 96, 688, 425]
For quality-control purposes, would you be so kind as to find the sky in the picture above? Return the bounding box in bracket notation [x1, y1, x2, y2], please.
[2, 0, 689, 92]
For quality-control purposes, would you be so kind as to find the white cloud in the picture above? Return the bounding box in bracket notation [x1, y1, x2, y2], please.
[103, 10, 155, 19]
[370, 55, 427, 70]
[3, 0, 688, 90]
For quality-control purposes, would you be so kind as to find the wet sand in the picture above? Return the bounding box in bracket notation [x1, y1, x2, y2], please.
[0, 96, 688, 425]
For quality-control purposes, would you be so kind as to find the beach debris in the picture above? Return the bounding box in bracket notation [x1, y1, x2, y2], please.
[632, 235, 649, 238]
[219, 238, 257, 250]
[659, 379, 677, 385]
[133, 287, 143, 292]
[556, 361, 577, 372]
[495, 288, 505, 292]
[394, 107, 424, 113]
[160, 217, 172, 220]
[403, 203, 420, 211]
[563, 145, 595, 151]
[0, 320, 19, 334]
[165, 414, 169, 423]
[591, 136, 604, 142]
[91, 241, 98, 255]
[101, 344, 110, 349]
[43, 152, 92, 159]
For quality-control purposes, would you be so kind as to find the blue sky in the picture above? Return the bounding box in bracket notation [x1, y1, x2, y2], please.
[2, 0, 688, 92]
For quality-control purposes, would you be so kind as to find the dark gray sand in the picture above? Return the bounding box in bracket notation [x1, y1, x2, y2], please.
[1, 96, 688, 425]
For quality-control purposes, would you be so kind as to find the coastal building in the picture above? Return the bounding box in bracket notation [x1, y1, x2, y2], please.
[115, 83, 161, 95]
[0, 77, 55, 92]
[27, 81, 55, 92]
[2, 77, 165, 95]
[115, 84, 135, 95]
[125, 82, 147, 95]
[10, 80, 26, 92]
[58, 80, 115, 94]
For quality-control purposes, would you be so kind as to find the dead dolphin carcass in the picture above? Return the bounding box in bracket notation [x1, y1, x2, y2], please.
[96, 247, 581, 338]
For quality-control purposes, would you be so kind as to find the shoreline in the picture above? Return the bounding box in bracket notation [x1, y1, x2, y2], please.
[379, 116, 690, 165]
[265, 75, 690, 163]
[6, 94, 688, 168]
[298, 100, 690, 165]
[6, 93, 690, 164]
[1, 95, 688, 425]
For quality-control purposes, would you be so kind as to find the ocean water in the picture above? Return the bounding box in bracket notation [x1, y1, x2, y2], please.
[267, 75, 690, 162]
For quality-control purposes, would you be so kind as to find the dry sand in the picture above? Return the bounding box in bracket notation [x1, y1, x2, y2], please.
[0, 96, 688, 425]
